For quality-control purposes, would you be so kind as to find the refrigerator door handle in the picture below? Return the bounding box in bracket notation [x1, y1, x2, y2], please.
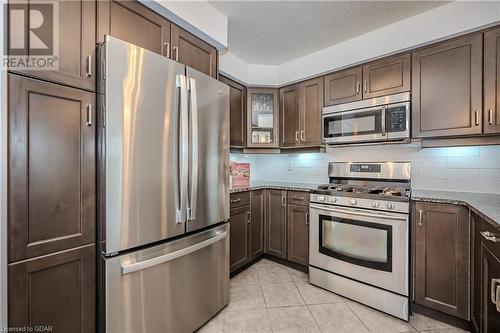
[120, 230, 228, 274]
[176, 74, 189, 224]
[188, 77, 199, 221]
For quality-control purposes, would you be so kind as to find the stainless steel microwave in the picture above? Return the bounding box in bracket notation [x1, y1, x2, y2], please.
[322, 92, 410, 145]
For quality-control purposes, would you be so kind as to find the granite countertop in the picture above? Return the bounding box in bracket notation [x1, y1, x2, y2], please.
[230, 181, 322, 194]
[412, 189, 500, 229]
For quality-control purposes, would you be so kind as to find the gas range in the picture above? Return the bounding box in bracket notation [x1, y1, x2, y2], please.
[310, 162, 411, 213]
[308, 161, 411, 320]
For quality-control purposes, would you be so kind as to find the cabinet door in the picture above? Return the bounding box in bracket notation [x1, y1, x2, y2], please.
[97, 0, 171, 56]
[413, 202, 470, 319]
[266, 190, 287, 259]
[280, 85, 300, 147]
[9, 0, 96, 91]
[412, 33, 483, 138]
[480, 244, 500, 332]
[220, 76, 246, 147]
[287, 204, 309, 266]
[484, 27, 500, 134]
[9, 244, 95, 332]
[323, 67, 362, 106]
[247, 88, 280, 148]
[230, 205, 251, 272]
[8, 74, 95, 263]
[171, 25, 217, 78]
[300, 77, 323, 146]
[250, 190, 265, 259]
[362, 53, 410, 99]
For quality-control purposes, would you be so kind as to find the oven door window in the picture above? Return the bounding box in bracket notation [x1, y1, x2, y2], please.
[319, 214, 392, 272]
[323, 109, 383, 138]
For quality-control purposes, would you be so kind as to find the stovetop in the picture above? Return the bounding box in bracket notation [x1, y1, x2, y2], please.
[312, 183, 411, 202]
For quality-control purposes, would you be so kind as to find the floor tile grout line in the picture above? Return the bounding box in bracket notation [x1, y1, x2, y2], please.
[305, 304, 323, 333]
[344, 300, 372, 333]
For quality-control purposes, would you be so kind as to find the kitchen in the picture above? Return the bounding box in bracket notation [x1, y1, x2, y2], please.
[1, 1, 500, 333]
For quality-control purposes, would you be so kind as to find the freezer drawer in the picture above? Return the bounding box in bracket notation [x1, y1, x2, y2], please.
[102, 223, 229, 333]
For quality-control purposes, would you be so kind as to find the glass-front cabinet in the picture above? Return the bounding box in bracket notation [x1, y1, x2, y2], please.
[247, 88, 279, 147]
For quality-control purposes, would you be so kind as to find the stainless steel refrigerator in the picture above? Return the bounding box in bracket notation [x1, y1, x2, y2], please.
[97, 36, 230, 333]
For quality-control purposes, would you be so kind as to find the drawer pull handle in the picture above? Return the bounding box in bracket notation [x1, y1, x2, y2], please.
[293, 196, 305, 201]
[230, 198, 241, 203]
[481, 231, 499, 243]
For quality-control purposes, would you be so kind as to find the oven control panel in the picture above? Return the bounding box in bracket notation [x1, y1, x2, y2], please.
[310, 193, 409, 214]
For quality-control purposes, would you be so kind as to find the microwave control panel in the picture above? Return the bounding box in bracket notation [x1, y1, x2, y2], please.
[386, 106, 407, 132]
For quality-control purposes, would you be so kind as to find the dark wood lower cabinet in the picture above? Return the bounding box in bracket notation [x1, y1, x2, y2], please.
[472, 213, 500, 332]
[250, 190, 265, 259]
[266, 190, 287, 259]
[229, 205, 251, 272]
[287, 204, 309, 266]
[8, 244, 96, 332]
[413, 202, 470, 320]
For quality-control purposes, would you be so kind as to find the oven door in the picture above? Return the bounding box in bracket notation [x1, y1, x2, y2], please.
[309, 203, 408, 296]
[322, 107, 387, 144]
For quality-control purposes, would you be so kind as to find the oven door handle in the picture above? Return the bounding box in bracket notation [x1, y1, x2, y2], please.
[310, 203, 407, 220]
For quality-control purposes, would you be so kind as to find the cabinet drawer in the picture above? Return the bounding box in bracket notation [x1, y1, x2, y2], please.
[287, 191, 310, 206]
[476, 215, 500, 258]
[230, 191, 250, 208]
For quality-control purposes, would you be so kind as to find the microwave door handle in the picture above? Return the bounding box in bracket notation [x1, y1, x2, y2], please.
[176, 75, 189, 224]
[381, 106, 387, 136]
[188, 77, 198, 221]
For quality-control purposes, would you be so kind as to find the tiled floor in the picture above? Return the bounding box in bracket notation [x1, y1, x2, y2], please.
[198, 259, 469, 333]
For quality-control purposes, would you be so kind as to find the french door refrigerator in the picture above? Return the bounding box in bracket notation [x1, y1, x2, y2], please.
[97, 36, 230, 333]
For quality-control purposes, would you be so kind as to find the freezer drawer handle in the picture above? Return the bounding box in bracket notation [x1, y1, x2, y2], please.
[121, 230, 228, 275]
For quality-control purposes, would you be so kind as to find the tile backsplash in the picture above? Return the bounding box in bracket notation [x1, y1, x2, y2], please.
[231, 145, 500, 194]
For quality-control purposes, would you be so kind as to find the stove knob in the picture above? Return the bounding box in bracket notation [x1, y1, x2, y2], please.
[331, 196, 337, 203]
[372, 201, 379, 208]
[317, 195, 325, 202]
[350, 198, 357, 205]
[386, 202, 394, 210]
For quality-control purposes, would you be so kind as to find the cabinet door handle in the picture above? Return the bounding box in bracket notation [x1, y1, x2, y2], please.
[274, 132, 278, 144]
[295, 131, 299, 142]
[356, 82, 361, 95]
[173, 46, 179, 61]
[364, 81, 368, 93]
[474, 110, 480, 126]
[86, 55, 92, 77]
[481, 231, 500, 243]
[306, 212, 309, 225]
[86, 104, 92, 127]
[230, 198, 241, 203]
[491, 279, 500, 305]
[418, 210, 423, 228]
[246, 211, 251, 223]
[489, 109, 494, 125]
[281, 196, 286, 207]
[300, 130, 305, 141]
[166, 42, 171, 58]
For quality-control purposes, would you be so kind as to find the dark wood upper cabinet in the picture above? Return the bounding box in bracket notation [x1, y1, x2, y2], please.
[413, 202, 470, 320]
[9, 0, 96, 91]
[484, 27, 500, 134]
[9, 244, 95, 333]
[300, 77, 323, 146]
[472, 213, 500, 333]
[229, 204, 251, 272]
[266, 190, 287, 259]
[171, 25, 217, 78]
[220, 76, 246, 147]
[324, 67, 362, 106]
[8, 74, 95, 263]
[247, 88, 280, 148]
[412, 33, 483, 139]
[250, 190, 265, 259]
[362, 53, 410, 99]
[287, 204, 309, 266]
[280, 84, 300, 147]
[97, 0, 171, 56]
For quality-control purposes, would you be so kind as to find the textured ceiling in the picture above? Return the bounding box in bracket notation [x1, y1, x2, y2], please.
[210, 1, 448, 65]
